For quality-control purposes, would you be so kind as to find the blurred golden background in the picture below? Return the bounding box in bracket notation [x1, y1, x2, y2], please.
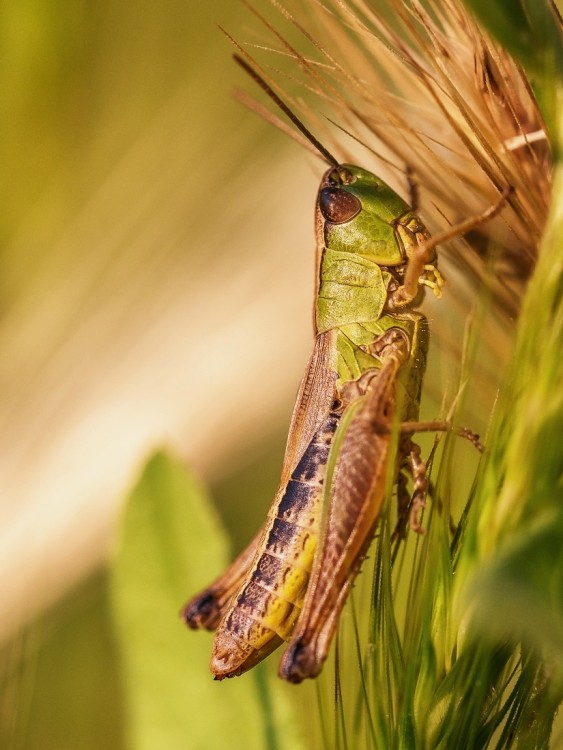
[0, 0, 322, 639]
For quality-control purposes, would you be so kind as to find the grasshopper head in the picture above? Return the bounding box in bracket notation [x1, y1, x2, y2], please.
[318, 164, 415, 266]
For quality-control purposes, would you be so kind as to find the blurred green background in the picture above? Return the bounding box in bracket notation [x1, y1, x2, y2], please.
[0, 1, 321, 747]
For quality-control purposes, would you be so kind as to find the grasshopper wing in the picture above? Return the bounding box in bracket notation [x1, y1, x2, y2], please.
[278, 329, 338, 484]
[182, 331, 338, 649]
[279, 354, 401, 682]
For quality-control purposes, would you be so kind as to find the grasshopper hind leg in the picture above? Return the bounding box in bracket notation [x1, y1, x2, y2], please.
[279, 357, 401, 683]
[181, 529, 262, 630]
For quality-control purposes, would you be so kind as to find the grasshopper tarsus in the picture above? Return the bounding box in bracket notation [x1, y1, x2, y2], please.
[457, 426, 484, 452]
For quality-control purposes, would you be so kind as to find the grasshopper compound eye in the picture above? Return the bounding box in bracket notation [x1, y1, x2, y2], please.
[319, 187, 362, 224]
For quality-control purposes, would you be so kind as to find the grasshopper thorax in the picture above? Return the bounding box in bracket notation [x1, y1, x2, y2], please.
[318, 164, 418, 267]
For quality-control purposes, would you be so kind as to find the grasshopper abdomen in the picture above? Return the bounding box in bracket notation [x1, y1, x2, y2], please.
[210, 408, 341, 679]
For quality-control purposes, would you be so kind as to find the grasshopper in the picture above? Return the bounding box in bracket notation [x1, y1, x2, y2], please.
[182, 55, 507, 683]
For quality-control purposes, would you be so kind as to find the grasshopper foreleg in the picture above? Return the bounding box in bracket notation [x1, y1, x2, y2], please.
[390, 186, 512, 308]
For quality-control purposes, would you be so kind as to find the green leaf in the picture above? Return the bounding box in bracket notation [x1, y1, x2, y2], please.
[452, 144, 563, 750]
[110, 452, 304, 750]
[466, 511, 563, 660]
[460, 0, 563, 72]
[0, 572, 126, 750]
[460, 0, 534, 63]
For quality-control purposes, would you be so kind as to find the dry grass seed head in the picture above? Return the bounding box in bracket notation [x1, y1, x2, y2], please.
[242, 0, 550, 318]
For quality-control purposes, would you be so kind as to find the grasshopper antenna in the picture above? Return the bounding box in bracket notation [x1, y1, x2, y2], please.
[233, 54, 340, 169]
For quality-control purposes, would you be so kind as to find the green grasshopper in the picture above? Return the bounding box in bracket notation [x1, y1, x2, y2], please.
[182, 55, 507, 684]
